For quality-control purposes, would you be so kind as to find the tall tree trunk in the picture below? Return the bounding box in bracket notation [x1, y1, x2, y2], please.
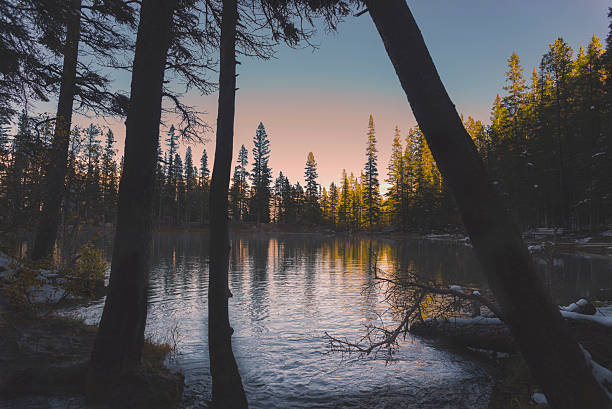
[365, 1, 611, 408]
[90, 0, 176, 373]
[31, 0, 82, 261]
[208, 0, 248, 407]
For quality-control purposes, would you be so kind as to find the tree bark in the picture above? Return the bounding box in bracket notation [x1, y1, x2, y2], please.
[90, 0, 176, 373]
[208, 0, 248, 407]
[31, 0, 82, 261]
[365, 1, 611, 407]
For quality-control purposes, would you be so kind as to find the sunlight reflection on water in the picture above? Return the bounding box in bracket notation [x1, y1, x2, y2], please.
[63, 232, 612, 408]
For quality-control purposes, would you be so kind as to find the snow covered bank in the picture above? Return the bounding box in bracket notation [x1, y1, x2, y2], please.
[0, 250, 106, 308]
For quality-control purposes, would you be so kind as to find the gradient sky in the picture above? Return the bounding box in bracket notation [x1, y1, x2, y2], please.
[67, 0, 610, 191]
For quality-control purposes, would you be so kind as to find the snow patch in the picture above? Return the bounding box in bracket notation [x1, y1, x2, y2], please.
[602, 230, 612, 237]
[528, 244, 545, 253]
[581, 345, 612, 399]
[560, 299, 588, 312]
[431, 316, 503, 325]
[532, 392, 548, 405]
[575, 237, 592, 244]
[0, 251, 71, 304]
[425, 233, 452, 240]
[561, 310, 612, 328]
[449, 285, 463, 293]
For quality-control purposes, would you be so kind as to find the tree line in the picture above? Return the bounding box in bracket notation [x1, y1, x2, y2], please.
[4, 27, 612, 235]
[0, 113, 119, 231]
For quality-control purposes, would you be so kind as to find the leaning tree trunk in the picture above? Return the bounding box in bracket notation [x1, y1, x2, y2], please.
[365, 1, 611, 408]
[31, 0, 82, 261]
[208, 0, 248, 407]
[90, 0, 176, 374]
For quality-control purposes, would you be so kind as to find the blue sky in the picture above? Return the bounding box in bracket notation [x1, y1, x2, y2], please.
[65, 0, 611, 189]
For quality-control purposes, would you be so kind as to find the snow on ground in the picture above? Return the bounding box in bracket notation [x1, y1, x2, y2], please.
[581, 346, 612, 399]
[449, 285, 464, 293]
[560, 298, 589, 312]
[531, 392, 547, 405]
[560, 310, 612, 328]
[0, 251, 68, 304]
[575, 237, 592, 244]
[429, 316, 503, 325]
[603, 230, 612, 237]
[527, 244, 545, 253]
[428, 298, 612, 329]
[598, 305, 612, 316]
[425, 233, 452, 240]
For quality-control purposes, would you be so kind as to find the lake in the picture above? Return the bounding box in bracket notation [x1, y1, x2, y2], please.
[64, 232, 612, 408]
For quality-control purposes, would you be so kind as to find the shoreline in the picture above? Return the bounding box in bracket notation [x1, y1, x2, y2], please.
[149, 223, 612, 259]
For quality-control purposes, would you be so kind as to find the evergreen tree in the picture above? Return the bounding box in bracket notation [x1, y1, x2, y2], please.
[350, 172, 363, 230]
[7, 111, 34, 223]
[386, 126, 407, 229]
[83, 124, 102, 221]
[320, 187, 329, 224]
[164, 125, 179, 223]
[304, 151, 320, 222]
[184, 147, 197, 223]
[229, 145, 248, 221]
[338, 169, 351, 228]
[249, 122, 272, 223]
[153, 139, 165, 223]
[503, 52, 526, 120]
[541, 38, 574, 227]
[362, 115, 380, 228]
[200, 149, 210, 223]
[173, 152, 184, 224]
[101, 128, 118, 223]
[327, 182, 339, 226]
[273, 171, 286, 222]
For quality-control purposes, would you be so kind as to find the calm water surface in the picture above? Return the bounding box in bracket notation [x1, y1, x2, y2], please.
[65, 233, 612, 408]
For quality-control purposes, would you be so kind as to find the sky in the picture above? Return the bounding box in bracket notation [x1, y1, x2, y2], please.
[61, 0, 611, 191]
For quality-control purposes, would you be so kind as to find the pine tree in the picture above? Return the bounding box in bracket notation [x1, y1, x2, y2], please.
[153, 139, 165, 223]
[273, 171, 285, 223]
[7, 111, 31, 221]
[328, 182, 339, 226]
[338, 169, 351, 228]
[83, 124, 102, 221]
[249, 122, 272, 223]
[164, 125, 179, 223]
[304, 151, 320, 222]
[200, 149, 210, 223]
[386, 126, 407, 229]
[503, 52, 526, 120]
[101, 128, 118, 223]
[229, 145, 248, 221]
[541, 38, 574, 227]
[174, 152, 184, 224]
[363, 115, 380, 228]
[184, 147, 197, 223]
[320, 187, 329, 224]
[350, 172, 363, 230]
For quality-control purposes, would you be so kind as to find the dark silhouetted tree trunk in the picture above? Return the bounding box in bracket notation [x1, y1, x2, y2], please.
[90, 0, 176, 373]
[208, 0, 248, 407]
[365, 1, 611, 408]
[31, 0, 82, 261]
